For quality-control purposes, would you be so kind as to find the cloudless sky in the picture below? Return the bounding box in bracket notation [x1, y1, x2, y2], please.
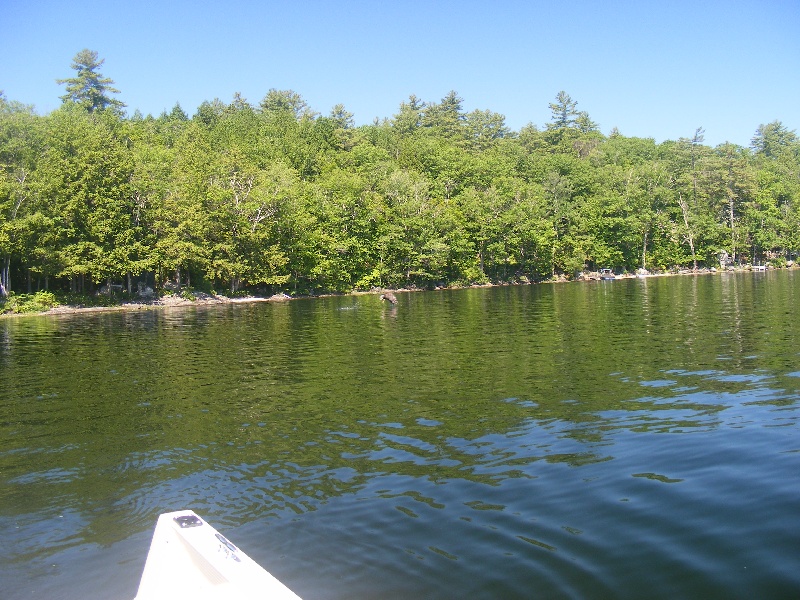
[2, 0, 798, 147]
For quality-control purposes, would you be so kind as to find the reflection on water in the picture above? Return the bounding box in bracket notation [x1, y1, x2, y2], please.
[1, 272, 799, 599]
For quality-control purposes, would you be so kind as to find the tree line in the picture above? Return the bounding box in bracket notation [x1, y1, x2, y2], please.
[2, 50, 799, 299]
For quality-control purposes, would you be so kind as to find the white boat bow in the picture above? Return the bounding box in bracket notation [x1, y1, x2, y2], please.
[135, 510, 302, 600]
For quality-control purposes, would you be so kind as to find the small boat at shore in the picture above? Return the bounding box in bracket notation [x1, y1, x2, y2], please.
[135, 510, 302, 600]
[599, 268, 616, 280]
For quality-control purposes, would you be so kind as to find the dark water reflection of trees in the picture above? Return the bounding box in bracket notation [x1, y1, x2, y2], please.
[1, 271, 799, 556]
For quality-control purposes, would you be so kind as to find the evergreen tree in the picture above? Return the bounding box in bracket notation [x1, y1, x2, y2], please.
[751, 121, 798, 159]
[547, 91, 580, 130]
[392, 95, 425, 136]
[545, 91, 597, 151]
[422, 91, 465, 139]
[57, 49, 126, 114]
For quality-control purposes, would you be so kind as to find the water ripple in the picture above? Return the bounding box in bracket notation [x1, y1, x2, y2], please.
[2, 274, 800, 599]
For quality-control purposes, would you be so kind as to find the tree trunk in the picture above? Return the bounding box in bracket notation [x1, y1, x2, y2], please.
[729, 197, 736, 263]
[641, 230, 648, 270]
[0, 256, 9, 297]
[678, 194, 698, 270]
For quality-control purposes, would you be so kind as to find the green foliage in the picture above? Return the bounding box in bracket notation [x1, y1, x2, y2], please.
[751, 121, 798, 159]
[0, 291, 59, 314]
[56, 49, 125, 114]
[2, 74, 800, 298]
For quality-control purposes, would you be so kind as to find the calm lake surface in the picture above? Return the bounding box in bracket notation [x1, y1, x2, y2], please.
[2, 271, 799, 599]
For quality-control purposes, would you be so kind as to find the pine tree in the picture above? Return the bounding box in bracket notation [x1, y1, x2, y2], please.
[547, 91, 579, 130]
[57, 49, 125, 114]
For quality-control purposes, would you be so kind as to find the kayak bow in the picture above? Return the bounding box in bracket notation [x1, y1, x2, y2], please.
[135, 510, 301, 600]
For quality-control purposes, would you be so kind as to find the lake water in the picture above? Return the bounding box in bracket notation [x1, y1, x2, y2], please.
[1, 271, 799, 599]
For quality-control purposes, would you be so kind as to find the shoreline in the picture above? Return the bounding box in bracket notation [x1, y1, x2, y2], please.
[0, 266, 786, 319]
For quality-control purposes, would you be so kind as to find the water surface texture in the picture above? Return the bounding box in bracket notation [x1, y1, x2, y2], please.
[2, 272, 799, 599]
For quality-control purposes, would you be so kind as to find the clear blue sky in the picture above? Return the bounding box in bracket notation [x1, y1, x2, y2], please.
[2, 0, 797, 147]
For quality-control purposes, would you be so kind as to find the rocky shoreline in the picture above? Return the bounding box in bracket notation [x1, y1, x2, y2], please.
[0, 265, 789, 319]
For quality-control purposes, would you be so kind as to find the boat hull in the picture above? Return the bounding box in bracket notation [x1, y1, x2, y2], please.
[135, 510, 302, 600]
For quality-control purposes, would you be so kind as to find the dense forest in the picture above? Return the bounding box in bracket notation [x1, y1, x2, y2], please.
[2, 50, 799, 300]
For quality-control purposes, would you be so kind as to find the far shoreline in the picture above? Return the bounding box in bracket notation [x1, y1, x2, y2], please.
[0, 265, 789, 320]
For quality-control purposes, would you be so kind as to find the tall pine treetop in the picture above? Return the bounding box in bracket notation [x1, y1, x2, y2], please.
[57, 49, 125, 114]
